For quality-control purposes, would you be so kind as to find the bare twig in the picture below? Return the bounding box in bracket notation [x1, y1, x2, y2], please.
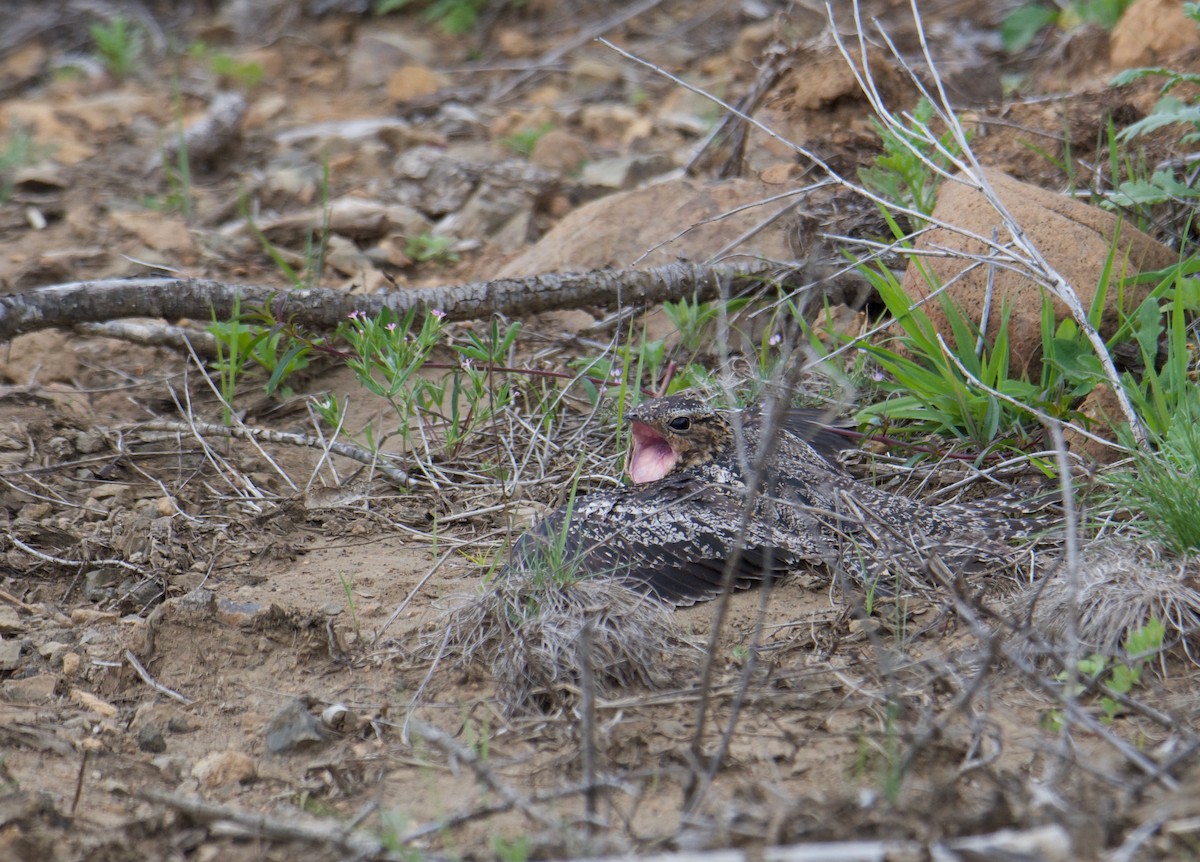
[139, 418, 416, 488]
[125, 649, 193, 706]
[0, 262, 770, 342]
[135, 788, 390, 858]
[406, 717, 561, 831]
[7, 535, 146, 576]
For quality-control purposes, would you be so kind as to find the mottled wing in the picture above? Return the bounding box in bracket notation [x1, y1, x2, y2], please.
[779, 407, 852, 463]
[508, 477, 795, 607]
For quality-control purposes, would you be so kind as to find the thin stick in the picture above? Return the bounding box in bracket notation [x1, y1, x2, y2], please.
[140, 418, 416, 488]
[8, 535, 145, 576]
[136, 788, 388, 857]
[375, 547, 455, 643]
[70, 746, 89, 816]
[406, 717, 560, 831]
[579, 617, 598, 829]
[125, 649, 194, 705]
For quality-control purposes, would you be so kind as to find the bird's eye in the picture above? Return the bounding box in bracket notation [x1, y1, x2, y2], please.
[668, 416, 691, 432]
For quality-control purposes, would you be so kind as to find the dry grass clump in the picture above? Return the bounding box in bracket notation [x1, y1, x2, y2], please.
[1026, 541, 1200, 659]
[431, 569, 701, 715]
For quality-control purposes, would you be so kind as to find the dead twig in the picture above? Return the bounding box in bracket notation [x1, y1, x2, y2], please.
[139, 418, 416, 489]
[135, 788, 391, 858]
[406, 716, 561, 832]
[0, 262, 770, 343]
[124, 649, 193, 706]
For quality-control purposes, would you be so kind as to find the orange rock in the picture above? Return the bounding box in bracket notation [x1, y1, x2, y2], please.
[530, 129, 588, 172]
[1110, 0, 1200, 68]
[386, 65, 447, 103]
[901, 169, 1176, 376]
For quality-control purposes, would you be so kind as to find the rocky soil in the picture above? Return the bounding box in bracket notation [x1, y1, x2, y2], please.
[2, 1, 1200, 860]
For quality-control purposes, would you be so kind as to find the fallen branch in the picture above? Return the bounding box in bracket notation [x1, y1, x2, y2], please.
[0, 262, 773, 343]
[135, 788, 390, 858]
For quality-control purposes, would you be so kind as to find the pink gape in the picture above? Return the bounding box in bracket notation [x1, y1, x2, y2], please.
[626, 420, 677, 483]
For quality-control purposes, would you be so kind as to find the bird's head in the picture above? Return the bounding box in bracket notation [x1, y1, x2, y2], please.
[625, 395, 733, 483]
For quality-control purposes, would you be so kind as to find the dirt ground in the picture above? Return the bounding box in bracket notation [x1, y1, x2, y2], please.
[2, 1, 1200, 860]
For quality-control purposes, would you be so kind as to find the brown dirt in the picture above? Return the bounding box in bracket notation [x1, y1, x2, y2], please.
[2, 2, 1200, 861]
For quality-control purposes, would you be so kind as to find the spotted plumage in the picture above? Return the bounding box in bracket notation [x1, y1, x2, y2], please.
[506, 393, 1038, 606]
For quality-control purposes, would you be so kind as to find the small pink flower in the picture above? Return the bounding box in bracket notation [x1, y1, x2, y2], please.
[431, 308, 447, 320]
[348, 310, 362, 321]
[768, 332, 782, 346]
[385, 322, 397, 332]
[610, 367, 623, 381]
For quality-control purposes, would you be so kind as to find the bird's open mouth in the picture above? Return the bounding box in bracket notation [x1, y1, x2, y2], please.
[627, 421, 677, 483]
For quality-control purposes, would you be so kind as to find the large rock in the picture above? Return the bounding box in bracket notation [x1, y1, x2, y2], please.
[498, 177, 793, 276]
[901, 169, 1176, 376]
[1110, 0, 1200, 69]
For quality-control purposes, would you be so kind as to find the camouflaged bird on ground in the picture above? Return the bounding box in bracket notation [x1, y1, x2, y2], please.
[505, 393, 1043, 606]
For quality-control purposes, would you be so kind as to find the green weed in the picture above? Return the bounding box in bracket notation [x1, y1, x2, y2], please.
[338, 572, 363, 643]
[1045, 619, 1165, 728]
[1002, 0, 1135, 53]
[0, 127, 39, 203]
[502, 122, 554, 157]
[492, 835, 533, 862]
[374, 0, 498, 35]
[90, 16, 144, 80]
[858, 97, 967, 223]
[406, 233, 459, 266]
[1106, 393, 1200, 554]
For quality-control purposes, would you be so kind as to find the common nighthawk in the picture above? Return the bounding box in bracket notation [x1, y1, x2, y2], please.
[505, 393, 1034, 606]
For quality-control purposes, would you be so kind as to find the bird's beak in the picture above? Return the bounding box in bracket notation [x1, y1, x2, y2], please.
[626, 421, 677, 483]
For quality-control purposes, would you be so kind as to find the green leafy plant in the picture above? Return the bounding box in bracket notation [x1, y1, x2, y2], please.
[1105, 7, 1200, 209]
[0, 127, 39, 204]
[501, 122, 554, 157]
[851, 254, 1043, 446]
[210, 53, 265, 89]
[242, 160, 333, 289]
[405, 233, 459, 266]
[338, 573, 363, 643]
[322, 306, 448, 446]
[374, 0, 495, 35]
[90, 16, 144, 80]
[1107, 392, 1200, 554]
[1051, 619, 1165, 725]
[207, 303, 313, 420]
[858, 97, 968, 222]
[492, 836, 532, 862]
[662, 295, 751, 354]
[1002, 0, 1135, 53]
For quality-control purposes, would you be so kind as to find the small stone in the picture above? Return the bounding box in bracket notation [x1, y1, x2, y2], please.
[83, 570, 121, 603]
[579, 153, 674, 191]
[73, 428, 107, 454]
[137, 725, 167, 753]
[580, 104, 639, 141]
[264, 698, 328, 754]
[151, 754, 187, 783]
[0, 637, 22, 671]
[36, 641, 70, 664]
[387, 65, 447, 103]
[192, 750, 257, 789]
[2, 673, 59, 703]
[70, 608, 119, 625]
[496, 27, 536, 57]
[530, 129, 588, 173]
[61, 652, 80, 676]
[0, 605, 24, 635]
[568, 56, 623, 88]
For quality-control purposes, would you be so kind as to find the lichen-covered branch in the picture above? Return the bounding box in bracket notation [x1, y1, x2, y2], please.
[0, 261, 774, 342]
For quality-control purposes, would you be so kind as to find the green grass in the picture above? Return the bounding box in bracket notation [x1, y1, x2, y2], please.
[90, 16, 143, 80]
